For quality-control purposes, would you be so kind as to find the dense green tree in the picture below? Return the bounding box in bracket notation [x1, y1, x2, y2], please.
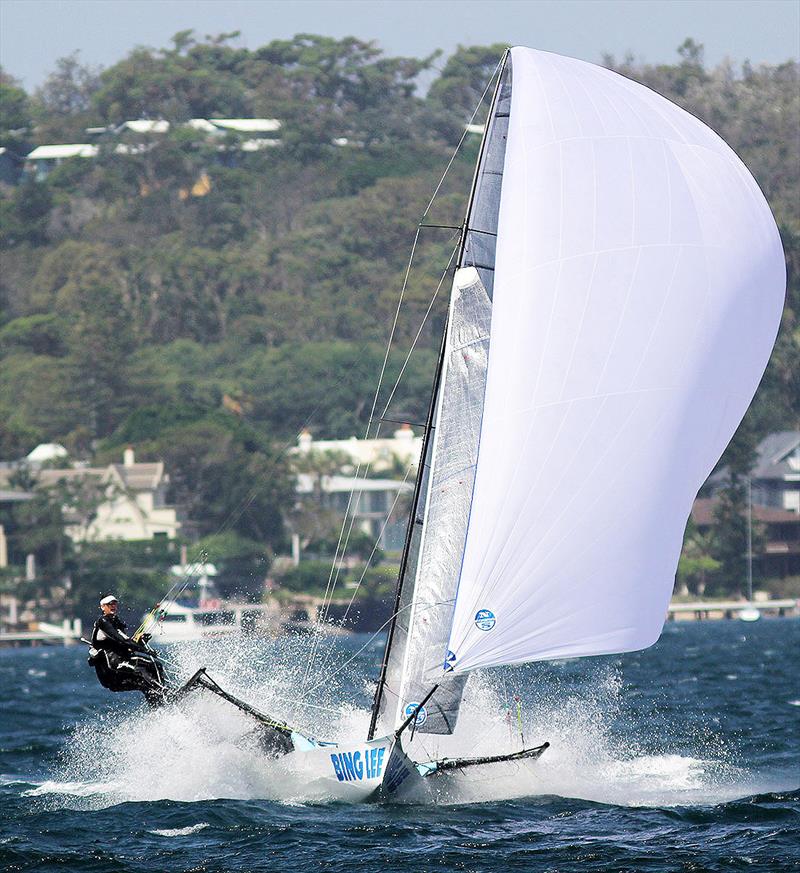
[45, 245, 136, 437]
[0, 69, 32, 132]
[133, 416, 291, 544]
[0, 178, 52, 246]
[425, 43, 508, 143]
[32, 52, 102, 142]
[0, 353, 77, 445]
[676, 518, 720, 596]
[247, 34, 434, 156]
[0, 68, 33, 158]
[92, 32, 250, 124]
[0, 313, 66, 356]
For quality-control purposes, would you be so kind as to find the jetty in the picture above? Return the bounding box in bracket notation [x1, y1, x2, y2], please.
[667, 599, 798, 620]
[0, 618, 83, 647]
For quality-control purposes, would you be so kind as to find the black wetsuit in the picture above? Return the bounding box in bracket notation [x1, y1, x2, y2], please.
[92, 613, 136, 657]
[89, 613, 165, 702]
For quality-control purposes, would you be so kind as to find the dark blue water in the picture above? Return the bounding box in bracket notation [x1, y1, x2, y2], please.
[2, 618, 798, 872]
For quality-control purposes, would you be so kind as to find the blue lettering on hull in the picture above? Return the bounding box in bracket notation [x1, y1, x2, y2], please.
[330, 746, 386, 782]
[382, 751, 412, 794]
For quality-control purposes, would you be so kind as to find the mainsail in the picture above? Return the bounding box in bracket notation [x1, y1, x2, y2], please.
[445, 47, 786, 674]
[368, 57, 512, 738]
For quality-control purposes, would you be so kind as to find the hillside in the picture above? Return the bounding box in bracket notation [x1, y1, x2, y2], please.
[1, 33, 798, 558]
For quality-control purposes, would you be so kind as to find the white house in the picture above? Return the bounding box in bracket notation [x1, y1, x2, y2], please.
[90, 448, 181, 541]
[24, 144, 98, 180]
[291, 427, 420, 553]
[295, 473, 411, 551]
[294, 424, 422, 472]
[30, 448, 183, 542]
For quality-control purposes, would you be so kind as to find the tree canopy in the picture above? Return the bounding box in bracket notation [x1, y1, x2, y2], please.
[1, 35, 797, 593]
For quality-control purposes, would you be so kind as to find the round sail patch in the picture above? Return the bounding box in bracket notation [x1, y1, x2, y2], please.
[404, 702, 427, 725]
[474, 609, 496, 631]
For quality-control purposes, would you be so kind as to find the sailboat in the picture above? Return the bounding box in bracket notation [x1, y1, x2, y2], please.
[172, 46, 785, 802]
[739, 477, 762, 621]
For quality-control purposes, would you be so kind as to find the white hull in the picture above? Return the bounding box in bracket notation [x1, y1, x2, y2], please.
[278, 735, 424, 803]
[738, 607, 761, 622]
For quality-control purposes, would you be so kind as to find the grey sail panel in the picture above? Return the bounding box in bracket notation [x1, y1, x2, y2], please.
[395, 268, 492, 734]
[461, 59, 512, 299]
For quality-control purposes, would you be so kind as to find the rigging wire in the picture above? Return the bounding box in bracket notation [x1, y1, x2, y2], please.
[308, 239, 457, 659]
[137, 55, 507, 711]
[299, 55, 506, 705]
[300, 602, 413, 698]
[311, 463, 414, 681]
[299, 238, 458, 690]
[378, 242, 459, 423]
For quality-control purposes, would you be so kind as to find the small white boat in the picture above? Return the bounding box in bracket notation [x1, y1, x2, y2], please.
[149, 600, 273, 643]
[738, 606, 761, 622]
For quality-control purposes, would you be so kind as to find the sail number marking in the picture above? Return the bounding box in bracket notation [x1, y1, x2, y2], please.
[330, 746, 386, 782]
[404, 703, 428, 725]
[475, 609, 496, 631]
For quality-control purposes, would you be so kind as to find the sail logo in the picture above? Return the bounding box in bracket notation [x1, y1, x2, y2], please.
[475, 609, 496, 631]
[404, 702, 427, 725]
[330, 746, 386, 783]
[443, 650, 457, 671]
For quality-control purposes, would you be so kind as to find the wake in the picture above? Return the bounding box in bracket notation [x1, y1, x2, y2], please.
[26, 637, 784, 809]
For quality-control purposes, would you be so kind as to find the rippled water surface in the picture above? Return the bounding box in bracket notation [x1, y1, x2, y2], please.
[2, 617, 798, 872]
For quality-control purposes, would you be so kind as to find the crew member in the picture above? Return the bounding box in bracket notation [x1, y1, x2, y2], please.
[89, 595, 163, 703]
[92, 594, 140, 657]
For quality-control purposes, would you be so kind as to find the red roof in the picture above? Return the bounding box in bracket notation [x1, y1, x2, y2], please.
[692, 497, 800, 525]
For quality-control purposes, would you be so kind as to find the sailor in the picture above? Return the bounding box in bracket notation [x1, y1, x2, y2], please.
[88, 595, 164, 703]
[92, 595, 139, 656]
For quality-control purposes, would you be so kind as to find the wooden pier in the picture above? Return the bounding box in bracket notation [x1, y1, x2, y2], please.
[667, 599, 798, 621]
[0, 619, 82, 647]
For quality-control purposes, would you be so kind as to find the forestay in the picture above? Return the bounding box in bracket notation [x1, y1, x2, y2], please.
[445, 47, 786, 674]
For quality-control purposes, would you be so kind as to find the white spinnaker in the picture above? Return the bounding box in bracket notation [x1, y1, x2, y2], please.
[446, 47, 786, 674]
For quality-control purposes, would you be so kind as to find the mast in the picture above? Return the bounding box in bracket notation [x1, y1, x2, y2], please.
[747, 476, 753, 602]
[367, 51, 510, 740]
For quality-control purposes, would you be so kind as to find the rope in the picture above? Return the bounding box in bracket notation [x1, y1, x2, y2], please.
[309, 59, 504, 641]
[311, 463, 414, 681]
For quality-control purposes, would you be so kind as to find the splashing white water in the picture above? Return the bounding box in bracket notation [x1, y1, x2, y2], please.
[148, 823, 209, 837]
[32, 636, 772, 809]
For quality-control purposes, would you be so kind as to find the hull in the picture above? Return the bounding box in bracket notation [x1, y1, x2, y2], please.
[283, 735, 424, 803]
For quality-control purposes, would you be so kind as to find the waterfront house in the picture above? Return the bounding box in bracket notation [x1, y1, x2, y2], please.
[0, 446, 184, 543]
[24, 143, 98, 180]
[293, 424, 422, 473]
[691, 497, 800, 579]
